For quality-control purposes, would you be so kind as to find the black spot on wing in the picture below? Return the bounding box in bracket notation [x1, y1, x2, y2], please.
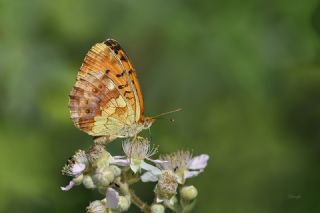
[116, 71, 125, 78]
[120, 55, 127, 61]
[118, 83, 128, 89]
[104, 39, 121, 53]
[124, 91, 132, 96]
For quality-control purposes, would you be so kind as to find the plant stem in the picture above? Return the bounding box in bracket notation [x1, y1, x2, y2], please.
[129, 189, 151, 213]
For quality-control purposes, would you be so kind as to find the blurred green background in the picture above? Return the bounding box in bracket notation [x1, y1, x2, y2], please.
[1, 0, 320, 212]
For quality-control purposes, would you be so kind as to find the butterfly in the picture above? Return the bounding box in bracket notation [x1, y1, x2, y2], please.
[69, 39, 155, 143]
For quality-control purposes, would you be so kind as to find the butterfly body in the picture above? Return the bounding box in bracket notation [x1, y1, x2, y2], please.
[112, 118, 153, 140]
[69, 39, 154, 142]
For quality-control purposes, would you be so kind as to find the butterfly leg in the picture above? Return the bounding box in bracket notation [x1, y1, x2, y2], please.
[135, 135, 145, 141]
[93, 136, 112, 145]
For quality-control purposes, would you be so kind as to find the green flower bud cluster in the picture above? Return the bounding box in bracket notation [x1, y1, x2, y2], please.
[151, 204, 165, 213]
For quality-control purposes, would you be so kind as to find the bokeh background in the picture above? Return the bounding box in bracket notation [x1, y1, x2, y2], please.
[1, 0, 320, 212]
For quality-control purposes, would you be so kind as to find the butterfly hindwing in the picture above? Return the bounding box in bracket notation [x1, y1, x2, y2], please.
[69, 40, 141, 138]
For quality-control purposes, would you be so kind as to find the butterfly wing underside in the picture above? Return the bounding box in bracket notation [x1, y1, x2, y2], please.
[69, 39, 144, 139]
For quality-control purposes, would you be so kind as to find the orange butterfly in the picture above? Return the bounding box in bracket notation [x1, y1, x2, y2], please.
[69, 39, 155, 143]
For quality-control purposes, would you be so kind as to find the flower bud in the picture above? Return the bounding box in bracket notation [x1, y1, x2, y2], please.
[87, 144, 111, 168]
[98, 187, 108, 195]
[117, 195, 131, 212]
[95, 152, 112, 169]
[92, 167, 115, 187]
[180, 185, 198, 201]
[86, 200, 106, 213]
[83, 175, 96, 189]
[109, 165, 121, 177]
[151, 204, 165, 213]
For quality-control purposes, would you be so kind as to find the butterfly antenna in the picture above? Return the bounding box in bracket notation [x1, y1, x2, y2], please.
[152, 108, 182, 119]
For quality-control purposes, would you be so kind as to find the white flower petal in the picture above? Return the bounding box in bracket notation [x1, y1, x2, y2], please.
[156, 197, 164, 203]
[111, 157, 130, 166]
[184, 170, 202, 179]
[106, 188, 119, 209]
[130, 161, 141, 173]
[61, 180, 75, 191]
[113, 156, 126, 159]
[140, 161, 162, 176]
[71, 163, 86, 176]
[188, 154, 209, 170]
[141, 171, 159, 182]
[147, 158, 167, 165]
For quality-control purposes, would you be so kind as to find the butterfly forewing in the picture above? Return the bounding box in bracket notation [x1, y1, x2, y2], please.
[104, 39, 145, 122]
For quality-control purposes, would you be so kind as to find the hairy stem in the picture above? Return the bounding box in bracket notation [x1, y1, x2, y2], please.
[129, 189, 151, 213]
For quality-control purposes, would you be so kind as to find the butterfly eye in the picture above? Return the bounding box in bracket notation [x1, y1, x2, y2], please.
[144, 120, 152, 128]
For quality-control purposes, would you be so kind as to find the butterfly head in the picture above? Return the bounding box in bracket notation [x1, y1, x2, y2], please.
[141, 108, 182, 130]
[142, 117, 155, 129]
